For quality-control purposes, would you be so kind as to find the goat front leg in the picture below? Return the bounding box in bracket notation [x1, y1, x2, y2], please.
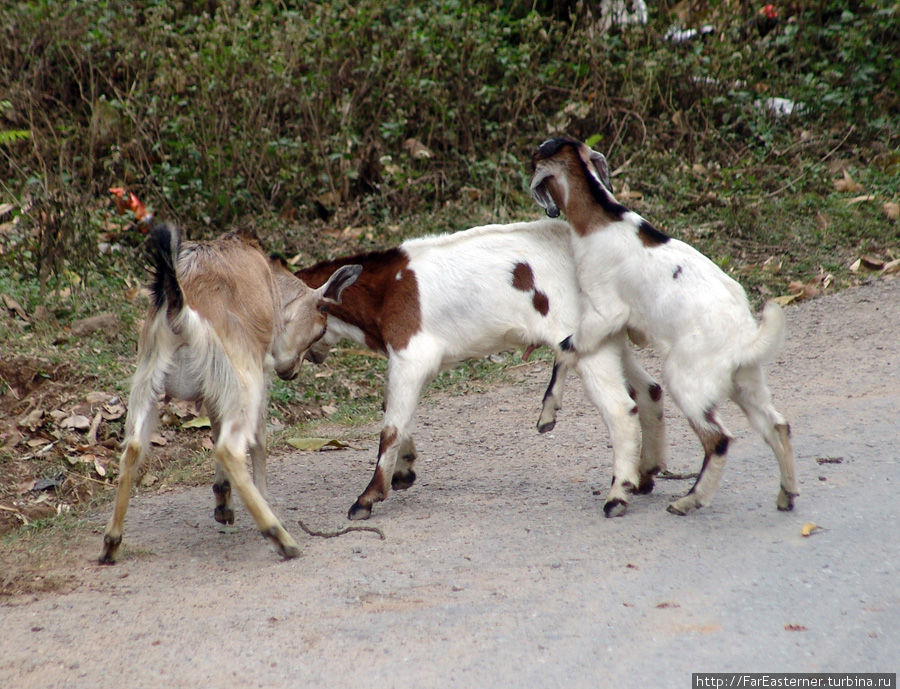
[216, 420, 299, 558]
[348, 349, 437, 520]
[575, 335, 642, 518]
[537, 359, 568, 433]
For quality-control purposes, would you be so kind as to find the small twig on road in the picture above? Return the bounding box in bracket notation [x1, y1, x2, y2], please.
[658, 470, 700, 481]
[297, 518, 385, 540]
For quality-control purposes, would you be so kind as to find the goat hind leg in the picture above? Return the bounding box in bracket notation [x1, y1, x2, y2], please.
[216, 423, 298, 559]
[732, 366, 797, 511]
[349, 354, 435, 520]
[209, 418, 234, 525]
[622, 349, 666, 494]
[391, 436, 418, 491]
[667, 411, 731, 516]
[576, 338, 642, 518]
[100, 402, 156, 563]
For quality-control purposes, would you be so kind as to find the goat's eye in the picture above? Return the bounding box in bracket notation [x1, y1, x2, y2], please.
[318, 304, 329, 314]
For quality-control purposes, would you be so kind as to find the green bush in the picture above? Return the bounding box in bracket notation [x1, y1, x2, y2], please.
[0, 0, 897, 284]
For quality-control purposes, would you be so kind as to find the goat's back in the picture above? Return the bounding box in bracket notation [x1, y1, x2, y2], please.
[174, 235, 277, 360]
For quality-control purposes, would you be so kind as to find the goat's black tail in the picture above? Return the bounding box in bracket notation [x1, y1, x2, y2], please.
[148, 222, 184, 324]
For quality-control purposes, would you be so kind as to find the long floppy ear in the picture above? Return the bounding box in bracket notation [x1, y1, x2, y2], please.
[530, 167, 560, 218]
[318, 263, 362, 305]
[589, 150, 612, 192]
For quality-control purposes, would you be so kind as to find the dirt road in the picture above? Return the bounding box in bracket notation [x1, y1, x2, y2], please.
[2, 278, 897, 688]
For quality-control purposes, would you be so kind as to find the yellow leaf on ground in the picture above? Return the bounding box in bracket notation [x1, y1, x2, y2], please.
[286, 437, 349, 452]
[181, 416, 211, 429]
[772, 293, 800, 307]
[801, 522, 824, 537]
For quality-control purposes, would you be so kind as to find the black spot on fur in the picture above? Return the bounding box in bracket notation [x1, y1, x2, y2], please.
[560, 335, 575, 352]
[649, 383, 663, 402]
[673, 265, 683, 279]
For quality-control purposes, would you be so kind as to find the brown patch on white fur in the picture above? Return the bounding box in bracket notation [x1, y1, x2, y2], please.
[512, 262, 536, 291]
[511, 261, 550, 316]
[296, 249, 422, 353]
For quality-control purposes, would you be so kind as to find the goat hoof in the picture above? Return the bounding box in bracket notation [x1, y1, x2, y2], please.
[347, 501, 372, 521]
[603, 498, 628, 518]
[635, 476, 655, 495]
[776, 490, 797, 511]
[99, 534, 121, 565]
[263, 526, 300, 559]
[214, 506, 235, 525]
[666, 495, 699, 516]
[391, 470, 416, 491]
[279, 543, 301, 559]
[536, 419, 556, 434]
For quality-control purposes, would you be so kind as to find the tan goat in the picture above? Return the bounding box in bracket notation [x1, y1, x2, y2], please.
[99, 223, 360, 563]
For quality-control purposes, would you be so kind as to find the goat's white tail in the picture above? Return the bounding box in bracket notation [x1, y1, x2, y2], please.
[740, 301, 786, 366]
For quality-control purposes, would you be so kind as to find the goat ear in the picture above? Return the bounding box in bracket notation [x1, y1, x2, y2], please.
[589, 150, 612, 192]
[318, 263, 362, 304]
[530, 168, 561, 218]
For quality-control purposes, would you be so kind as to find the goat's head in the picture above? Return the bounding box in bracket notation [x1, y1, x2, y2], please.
[269, 261, 362, 380]
[530, 136, 613, 219]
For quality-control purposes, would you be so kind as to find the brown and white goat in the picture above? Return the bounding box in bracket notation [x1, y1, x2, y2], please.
[530, 136, 797, 515]
[296, 218, 666, 520]
[99, 223, 360, 563]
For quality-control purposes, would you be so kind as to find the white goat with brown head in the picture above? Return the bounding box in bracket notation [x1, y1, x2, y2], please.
[99, 223, 360, 563]
[530, 136, 797, 516]
[296, 218, 666, 520]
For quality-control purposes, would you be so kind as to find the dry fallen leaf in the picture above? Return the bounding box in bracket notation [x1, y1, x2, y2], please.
[2, 294, 29, 321]
[883, 201, 900, 221]
[18, 408, 44, 430]
[181, 416, 211, 429]
[801, 522, 825, 537]
[833, 169, 863, 193]
[60, 414, 91, 431]
[882, 258, 900, 275]
[285, 437, 350, 452]
[784, 624, 808, 632]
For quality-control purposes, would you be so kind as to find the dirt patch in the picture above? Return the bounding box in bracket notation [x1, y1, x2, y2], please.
[0, 354, 212, 542]
[0, 278, 897, 688]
